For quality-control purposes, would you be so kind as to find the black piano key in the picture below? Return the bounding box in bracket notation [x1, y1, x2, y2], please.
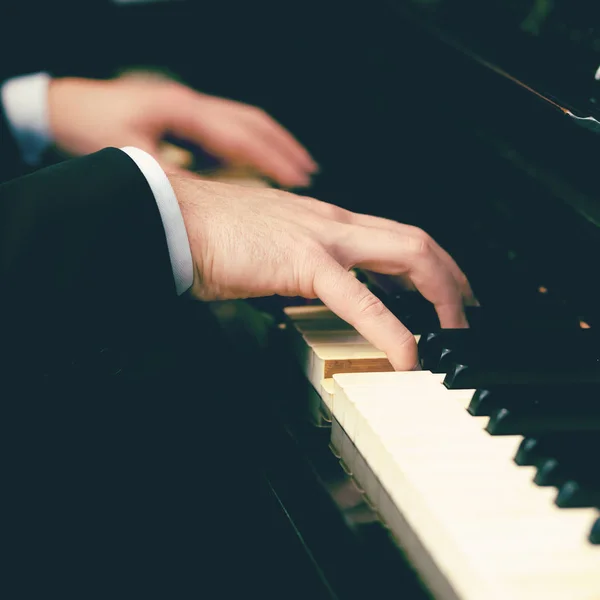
[445, 363, 600, 389]
[515, 432, 600, 467]
[418, 332, 441, 369]
[464, 306, 579, 331]
[418, 331, 470, 371]
[468, 383, 600, 417]
[467, 388, 494, 415]
[590, 518, 600, 544]
[445, 329, 600, 369]
[422, 329, 502, 373]
[391, 291, 578, 342]
[555, 480, 600, 509]
[534, 457, 565, 487]
[387, 293, 440, 334]
[444, 330, 600, 386]
[515, 437, 546, 466]
[485, 406, 600, 436]
[533, 441, 600, 489]
[425, 328, 599, 377]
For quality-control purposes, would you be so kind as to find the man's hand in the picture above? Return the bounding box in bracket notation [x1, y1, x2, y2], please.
[48, 77, 317, 188]
[169, 175, 476, 370]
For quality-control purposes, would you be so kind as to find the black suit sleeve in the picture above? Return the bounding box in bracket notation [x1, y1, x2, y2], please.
[0, 92, 28, 182]
[0, 147, 177, 376]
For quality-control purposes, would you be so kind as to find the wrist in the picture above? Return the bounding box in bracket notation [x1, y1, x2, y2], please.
[166, 172, 203, 295]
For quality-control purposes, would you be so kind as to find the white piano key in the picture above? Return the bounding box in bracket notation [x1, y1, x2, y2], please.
[302, 330, 372, 345]
[500, 573, 600, 600]
[444, 510, 600, 551]
[284, 306, 422, 399]
[333, 371, 443, 433]
[473, 540, 600, 572]
[351, 440, 377, 497]
[384, 451, 600, 599]
[330, 418, 343, 457]
[333, 370, 436, 388]
[444, 387, 478, 409]
[375, 438, 503, 600]
[308, 344, 393, 392]
[331, 372, 600, 600]
[283, 304, 345, 321]
[319, 378, 334, 414]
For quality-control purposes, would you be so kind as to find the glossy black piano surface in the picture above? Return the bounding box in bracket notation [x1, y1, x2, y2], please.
[388, 0, 600, 114]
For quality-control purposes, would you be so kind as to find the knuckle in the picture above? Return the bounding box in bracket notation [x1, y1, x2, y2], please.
[155, 83, 194, 115]
[159, 81, 185, 103]
[355, 291, 387, 320]
[409, 225, 431, 244]
[325, 203, 349, 222]
[405, 227, 432, 259]
[396, 326, 416, 347]
[319, 223, 355, 265]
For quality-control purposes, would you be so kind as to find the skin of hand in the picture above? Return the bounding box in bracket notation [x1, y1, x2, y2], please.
[168, 175, 477, 371]
[47, 76, 318, 188]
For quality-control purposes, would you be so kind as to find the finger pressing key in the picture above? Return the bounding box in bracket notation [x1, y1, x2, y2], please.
[313, 259, 418, 371]
[332, 225, 468, 329]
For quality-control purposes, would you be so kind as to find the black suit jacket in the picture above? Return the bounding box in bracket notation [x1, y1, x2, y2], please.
[0, 145, 245, 598]
[0, 94, 26, 182]
[0, 147, 177, 378]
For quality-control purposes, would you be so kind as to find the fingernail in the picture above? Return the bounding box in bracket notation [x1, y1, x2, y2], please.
[411, 361, 422, 371]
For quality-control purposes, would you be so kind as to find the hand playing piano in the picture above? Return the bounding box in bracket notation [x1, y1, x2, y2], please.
[47, 76, 317, 188]
[169, 175, 476, 370]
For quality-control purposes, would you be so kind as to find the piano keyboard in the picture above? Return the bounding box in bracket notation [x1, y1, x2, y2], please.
[282, 304, 600, 600]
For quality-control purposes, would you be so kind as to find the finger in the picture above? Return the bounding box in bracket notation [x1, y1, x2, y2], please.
[165, 90, 317, 187]
[419, 235, 478, 305]
[313, 259, 419, 371]
[334, 225, 468, 329]
[245, 111, 318, 174]
[228, 136, 312, 188]
[351, 215, 478, 306]
[295, 197, 477, 306]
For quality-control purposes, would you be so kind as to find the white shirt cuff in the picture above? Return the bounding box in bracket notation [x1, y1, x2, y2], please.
[1, 72, 53, 166]
[120, 147, 194, 295]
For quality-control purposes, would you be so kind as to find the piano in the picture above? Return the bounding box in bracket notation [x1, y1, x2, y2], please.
[203, 1, 600, 598]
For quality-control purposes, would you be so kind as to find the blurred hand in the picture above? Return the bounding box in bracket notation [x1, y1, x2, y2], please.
[48, 76, 317, 187]
[168, 175, 476, 370]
